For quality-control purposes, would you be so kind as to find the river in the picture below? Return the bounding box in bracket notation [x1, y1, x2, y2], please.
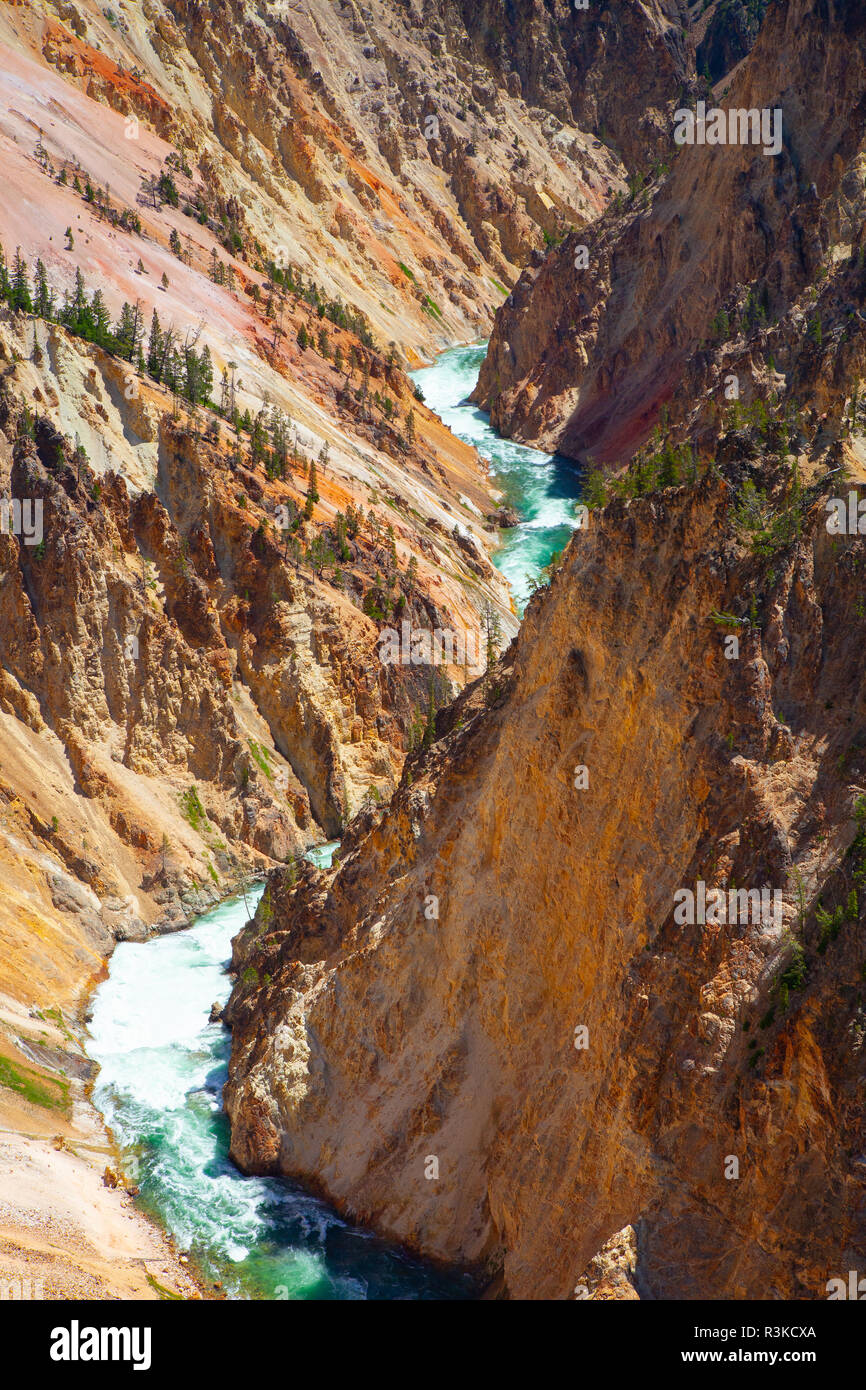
[410, 341, 581, 612]
[88, 343, 582, 1300]
[89, 852, 470, 1300]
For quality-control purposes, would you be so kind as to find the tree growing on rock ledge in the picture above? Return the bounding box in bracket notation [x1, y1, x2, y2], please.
[304, 458, 319, 519]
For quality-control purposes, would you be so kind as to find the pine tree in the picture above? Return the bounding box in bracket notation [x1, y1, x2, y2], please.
[270, 406, 289, 476]
[345, 503, 361, 539]
[297, 324, 308, 350]
[0, 245, 10, 302]
[306, 534, 336, 577]
[156, 324, 177, 384]
[180, 330, 209, 407]
[115, 302, 134, 359]
[146, 310, 162, 379]
[60, 268, 94, 338]
[32, 259, 53, 319]
[333, 512, 350, 562]
[9, 248, 33, 314]
[199, 344, 213, 405]
[90, 289, 112, 347]
[158, 169, 179, 207]
[71, 267, 87, 318]
[250, 404, 268, 462]
[482, 602, 502, 672]
[582, 466, 608, 510]
[304, 458, 319, 518]
[115, 299, 143, 362]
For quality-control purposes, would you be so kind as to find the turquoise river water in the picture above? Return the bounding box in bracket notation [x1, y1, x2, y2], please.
[88, 344, 582, 1300]
[410, 341, 582, 611]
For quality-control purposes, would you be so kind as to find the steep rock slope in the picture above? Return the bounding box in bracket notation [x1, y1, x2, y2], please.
[0, 300, 515, 905]
[694, 0, 770, 83]
[0, 0, 642, 354]
[450, 0, 694, 171]
[0, 296, 508, 1293]
[0, 0, 614, 1297]
[473, 0, 866, 464]
[225, 432, 866, 1298]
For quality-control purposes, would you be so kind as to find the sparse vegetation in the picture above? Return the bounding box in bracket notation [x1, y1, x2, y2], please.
[180, 785, 208, 833]
[0, 1055, 70, 1113]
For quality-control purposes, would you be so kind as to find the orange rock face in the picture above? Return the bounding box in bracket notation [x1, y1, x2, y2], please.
[226, 465, 866, 1299]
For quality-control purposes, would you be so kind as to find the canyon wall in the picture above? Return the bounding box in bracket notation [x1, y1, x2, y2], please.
[0, 0, 554, 1293]
[226, 442, 866, 1298]
[224, 0, 866, 1299]
[451, 0, 694, 170]
[473, 0, 866, 465]
[0, 0, 641, 357]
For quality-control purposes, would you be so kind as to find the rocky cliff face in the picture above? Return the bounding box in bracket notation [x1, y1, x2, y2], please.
[0, 302, 511, 908]
[223, 3, 866, 1295]
[473, 0, 866, 465]
[695, 0, 771, 83]
[0, 0, 650, 356]
[448, 0, 694, 172]
[225, 422, 866, 1297]
[0, 0, 578, 1294]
